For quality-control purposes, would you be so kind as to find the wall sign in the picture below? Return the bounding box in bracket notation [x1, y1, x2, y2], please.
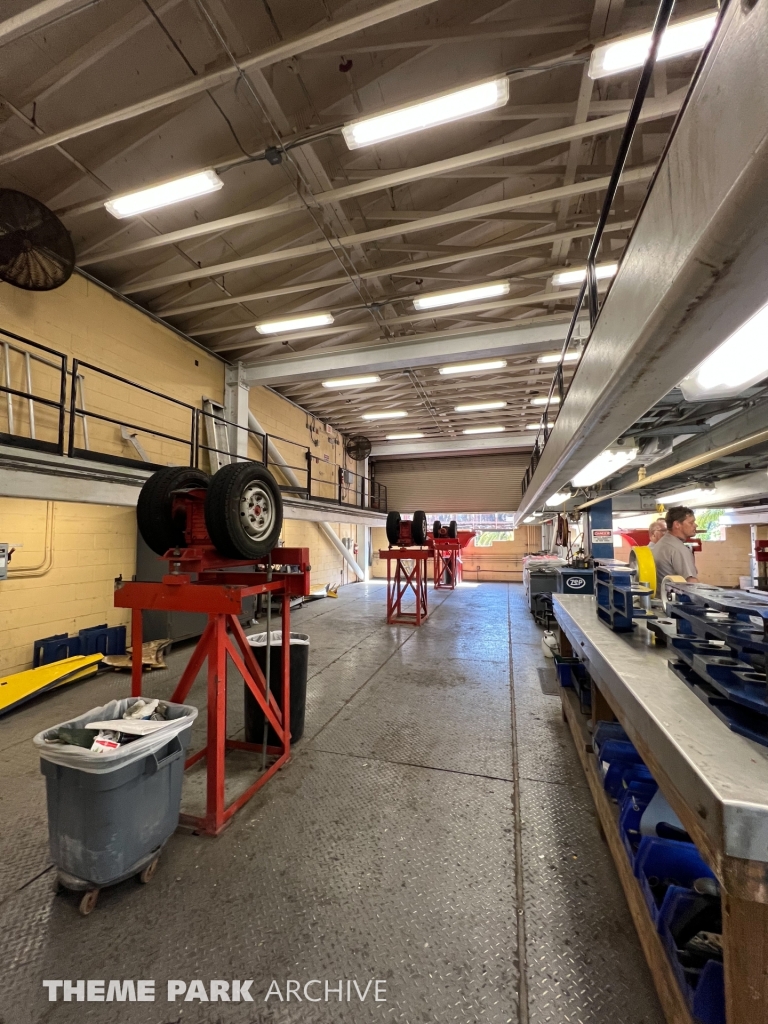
[591, 529, 613, 544]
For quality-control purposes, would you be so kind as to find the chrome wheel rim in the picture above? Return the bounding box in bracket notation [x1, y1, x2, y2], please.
[239, 482, 275, 541]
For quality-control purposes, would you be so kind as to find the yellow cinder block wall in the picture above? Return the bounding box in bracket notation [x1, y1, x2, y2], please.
[0, 497, 135, 676]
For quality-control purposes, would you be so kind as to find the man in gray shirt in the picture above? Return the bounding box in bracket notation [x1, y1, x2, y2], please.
[652, 506, 699, 592]
[648, 518, 667, 549]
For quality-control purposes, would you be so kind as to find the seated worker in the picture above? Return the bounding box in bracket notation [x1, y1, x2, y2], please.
[652, 506, 699, 591]
[647, 518, 667, 549]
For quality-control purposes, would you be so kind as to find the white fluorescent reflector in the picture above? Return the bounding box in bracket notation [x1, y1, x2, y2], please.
[386, 432, 424, 440]
[658, 487, 717, 504]
[256, 313, 334, 335]
[322, 375, 380, 389]
[343, 77, 509, 150]
[546, 491, 573, 506]
[523, 516, 536, 524]
[589, 14, 717, 80]
[537, 351, 581, 365]
[463, 425, 505, 435]
[455, 401, 507, 412]
[571, 447, 638, 488]
[679, 300, 768, 401]
[362, 410, 407, 420]
[551, 263, 618, 287]
[439, 360, 507, 375]
[530, 395, 561, 406]
[525, 422, 555, 429]
[413, 281, 510, 311]
[105, 170, 223, 219]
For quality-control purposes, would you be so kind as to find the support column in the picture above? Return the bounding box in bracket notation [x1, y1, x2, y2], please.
[586, 498, 614, 560]
[224, 362, 250, 459]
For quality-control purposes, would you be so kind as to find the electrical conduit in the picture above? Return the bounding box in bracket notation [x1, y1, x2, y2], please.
[247, 411, 365, 581]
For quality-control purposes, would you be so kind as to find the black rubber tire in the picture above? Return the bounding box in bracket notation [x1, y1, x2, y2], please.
[136, 467, 210, 555]
[386, 510, 402, 546]
[448, 520, 458, 540]
[411, 510, 427, 546]
[204, 462, 283, 559]
[433, 519, 442, 538]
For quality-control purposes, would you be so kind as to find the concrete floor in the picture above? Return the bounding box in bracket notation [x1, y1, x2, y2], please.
[0, 582, 664, 1024]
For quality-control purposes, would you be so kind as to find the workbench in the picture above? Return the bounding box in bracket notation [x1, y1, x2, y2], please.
[553, 593, 768, 1024]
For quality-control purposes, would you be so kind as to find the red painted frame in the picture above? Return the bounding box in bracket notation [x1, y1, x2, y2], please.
[432, 540, 461, 590]
[379, 548, 429, 626]
[114, 549, 310, 836]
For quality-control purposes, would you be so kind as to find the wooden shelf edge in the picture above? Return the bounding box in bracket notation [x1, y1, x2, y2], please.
[560, 686, 695, 1024]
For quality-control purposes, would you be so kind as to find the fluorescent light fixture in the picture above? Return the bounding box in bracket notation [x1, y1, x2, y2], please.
[413, 281, 510, 311]
[105, 170, 223, 219]
[551, 262, 618, 287]
[658, 487, 717, 504]
[386, 432, 424, 440]
[525, 422, 555, 429]
[530, 395, 561, 406]
[589, 13, 717, 80]
[571, 446, 638, 487]
[546, 491, 573, 506]
[361, 410, 407, 420]
[439, 359, 507, 375]
[322, 375, 380, 389]
[342, 77, 509, 150]
[523, 516, 536, 524]
[679, 299, 768, 401]
[256, 312, 334, 335]
[454, 401, 507, 412]
[533, 512, 543, 517]
[463, 425, 505, 435]
[537, 351, 581, 365]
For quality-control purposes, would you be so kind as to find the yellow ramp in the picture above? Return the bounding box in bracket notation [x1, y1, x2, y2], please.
[0, 655, 103, 715]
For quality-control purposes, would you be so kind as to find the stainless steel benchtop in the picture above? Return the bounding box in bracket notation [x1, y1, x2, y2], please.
[553, 594, 768, 865]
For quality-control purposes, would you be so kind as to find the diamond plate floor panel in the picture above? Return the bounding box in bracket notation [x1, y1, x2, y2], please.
[0, 582, 663, 1024]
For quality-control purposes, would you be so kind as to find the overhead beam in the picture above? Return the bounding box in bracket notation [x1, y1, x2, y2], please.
[0, 0, 442, 166]
[370, 434, 534, 458]
[0, 0, 93, 47]
[514, 0, 768, 523]
[305, 18, 586, 52]
[156, 220, 633, 318]
[242, 315, 589, 384]
[79, 94, 682, 267]
[121, 165, 654, 294]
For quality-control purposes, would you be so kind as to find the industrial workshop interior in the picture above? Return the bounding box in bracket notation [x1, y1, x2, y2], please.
[3, 0, 768, 1022]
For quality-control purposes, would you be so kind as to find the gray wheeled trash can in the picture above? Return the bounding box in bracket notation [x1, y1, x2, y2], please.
[34, 697, 197, 915]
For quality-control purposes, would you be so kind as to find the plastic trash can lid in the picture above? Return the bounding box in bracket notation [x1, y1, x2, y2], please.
[247, 631, 309, 646]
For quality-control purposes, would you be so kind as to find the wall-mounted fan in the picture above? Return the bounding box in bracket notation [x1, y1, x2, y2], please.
[0, 189, 75, 291]
[345, 434, 372, 460]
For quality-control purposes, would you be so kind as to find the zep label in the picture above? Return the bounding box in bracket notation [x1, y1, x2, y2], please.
[566, 576, 586, 590]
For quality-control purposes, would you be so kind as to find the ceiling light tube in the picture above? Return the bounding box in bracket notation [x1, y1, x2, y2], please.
[413, 281, 510, 311]
[438, 360, 507, 375]
[530, 395, 561, 406]
[551, 263, 618, 287]
[342, 77, 510, 150]
[658, 487, 717, 504]
[322, 375, 380, 388]
[523, 516, 536, 524]
[525, 422, 555, 429]
[256, 312, 334, 335]
[589, 13, 717, 80]
[571, 447, 638, 487]
[455, 401, 507, 412]
[679, 299, 768, 401]
[537, 351, 581, 365]
[546, 491, 573, 506]
[386, 432, 424, 440]
[105, 170, 223, 219]
[463, 425, 505, 435]
[361, 410, 408, 420]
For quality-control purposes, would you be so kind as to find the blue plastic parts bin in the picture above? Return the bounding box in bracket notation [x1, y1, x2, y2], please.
[33, 625, 126, 665]
[593, 720, 629, 755]
[619, 779, 658, 865]
[657, 886, 725, 1024]
[634, 836, 715, 924]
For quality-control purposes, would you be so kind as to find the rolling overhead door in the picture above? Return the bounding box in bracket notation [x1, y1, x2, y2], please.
[373, 453, 531, 513]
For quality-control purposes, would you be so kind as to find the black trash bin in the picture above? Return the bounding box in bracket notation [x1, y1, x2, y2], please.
[245, 631, 309, 745]
[34, 698, 197, 897]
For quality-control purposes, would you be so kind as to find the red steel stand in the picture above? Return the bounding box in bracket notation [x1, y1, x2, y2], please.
[379, 548, 429, 625]
[115, 548, 310, 837]
[432, 539, 462, 590]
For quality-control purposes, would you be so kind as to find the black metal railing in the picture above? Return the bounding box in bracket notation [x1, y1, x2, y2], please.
[521, 0, 698, 497]
[0, 329, 68, 456]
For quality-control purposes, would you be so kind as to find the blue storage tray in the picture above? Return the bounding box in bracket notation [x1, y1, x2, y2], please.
[634, 837, 715, 925]
[553, 655, 581, 688]
[33, 633, 73, 667]
[78, 624, 126, 657]
[619, 780, 658, 866]
[598, 739, 645, 799]
[593, 720, 629, 756]
[657, 886, 725, 1024]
